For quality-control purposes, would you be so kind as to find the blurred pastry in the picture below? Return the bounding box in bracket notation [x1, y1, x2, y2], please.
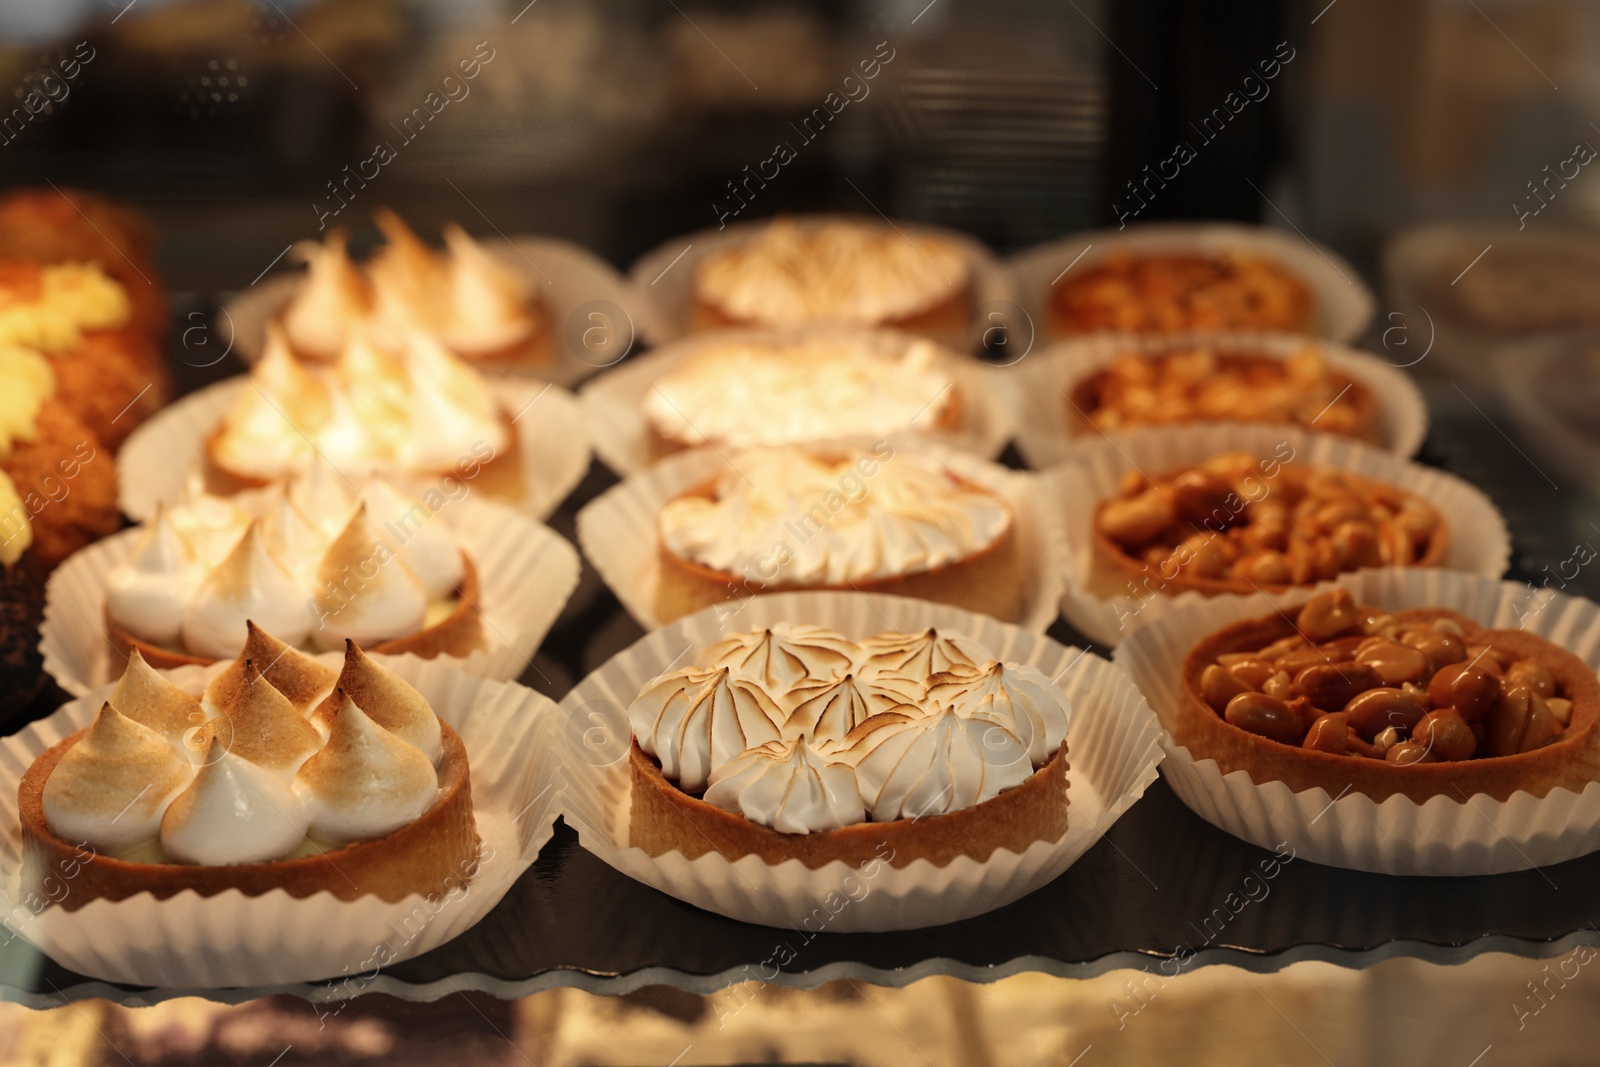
[1052, 250, 1313, 335]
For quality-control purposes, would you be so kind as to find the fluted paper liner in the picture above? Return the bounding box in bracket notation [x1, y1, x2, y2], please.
[41, 493, 580, 696]
[117, 375, 591, 522]
[1006, 222, 1375, 345]
[558, 592, 1164, 931]
[1116, 570, 1600, 875]
[1051, 424, 1511, 647]
[222, 236, 658, 388]
[580, 326, 1017, 477]
[628, 213, 1016, 349]
[0, 655, 563, 987]
[576, 438, 1070, 633]
[1011, 331, 1429, 468]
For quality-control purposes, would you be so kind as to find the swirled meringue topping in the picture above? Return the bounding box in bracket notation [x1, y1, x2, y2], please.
[659, 447, 1011, 585]
[42, 703, 191, 853]
[212, 322, 507, 481]
[632, 625, 1070, 833]
[696, 219, 968, 328]
[703, 737, 865, 834]
[44, 628, 451, 865]
[107, 469, 468, 661]
[282, 229, 372, 360]
[643, 336, 960, 449]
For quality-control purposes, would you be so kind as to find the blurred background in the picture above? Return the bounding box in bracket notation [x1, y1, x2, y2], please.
[6, 0, 1600, 1062]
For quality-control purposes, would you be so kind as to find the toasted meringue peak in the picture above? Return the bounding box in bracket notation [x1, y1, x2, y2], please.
[328, 640, 442, 764]
[627, 665, 785, 792]
[704, 737, 864, 834]
[283, 229, 373, 360]
[288, 454, 358, 539]
[927, 661, 1071, 768]
[171, 471, 252, 566]
[160, 738, 309, 865]
[782, 673, 919, 743]
[696, 624, 858, 693]
[106, 649, 205, 750]
[293, 692, 439, 846]
[260, 487, 327, 584]
[858, 628, 993, 683]
[181, 521, 313, 659]
[203, 659, 323, 780]
[42, 703, 192, 853]
[205, 620, 339, 713]
[438, 224, 537, 354]
[849, 707, 1030, 822]
[310, 504, 427, 650]
[105, 503, 196, 645]
[397, 329, 509, 469]
[358, 476, 463, 599]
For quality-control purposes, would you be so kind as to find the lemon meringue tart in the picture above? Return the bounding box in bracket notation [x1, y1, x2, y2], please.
[643, 332, 964, 460]
[626, 623, 1071, 868]
[203, 322, 523, 501]
[280, 210, 549, 367]
[691, 218, 970, 342]
[19, 633, 480, 907]
[104, 464, 482, 669]
[654, 446, 1024, 624]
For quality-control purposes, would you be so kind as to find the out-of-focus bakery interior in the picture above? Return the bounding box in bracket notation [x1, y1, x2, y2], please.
[5, 0, 1600, 1062]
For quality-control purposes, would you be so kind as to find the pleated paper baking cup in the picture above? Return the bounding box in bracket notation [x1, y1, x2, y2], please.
[628, 213, 1016, 350]
[41, 493, 580, 697]
[579, 326, 1017, 477]
[1115, 569, 1600, 875]
[222, 236, 658, 388]
[558, 592, 1164, 931]
[1011, 331, 1429, 468]
[1053, 424, 1511, 647]
[117, 375, 591, 522]
[1007, 222, 1375, 345]
[575, 438, 1069, 633]
[0, 655, 562, 987]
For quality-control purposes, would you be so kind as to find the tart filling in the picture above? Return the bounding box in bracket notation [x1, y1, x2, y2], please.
[625, 623, 1071, 867]
[1052, 250, 1314, 335]
[1094, 451, 1447, 596]
[104, 461, 481, 663]
[1069, 347, 1374, 439]
[19, 628, 480, 904]
[1175, 589, 1600, 801]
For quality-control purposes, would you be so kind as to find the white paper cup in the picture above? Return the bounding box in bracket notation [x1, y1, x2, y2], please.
[557, 591, 1164, 931]
[579, 326, 1017, 477]
[1115, 570, 1600, 875]
[41, 493, 580, 697]
[1007, 222, 1375, 345]
[1051, 424, 1511, 647]
[575, 438, 1068, 633]
[116, 375, 592, 523]
[1011, 331, 1430, 468]
[220, 236, 658, 389]
[0, 655, 563, 987]
[627, 213, 1016, 350]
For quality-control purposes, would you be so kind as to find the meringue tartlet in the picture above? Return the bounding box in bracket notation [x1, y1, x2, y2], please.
[654, 445, 1024, 623]
[626, 623, 1071, 868]
[19, 630, 480, 906]
[692, 218, 971, 344]
[104, 462, 482, 668]
[203, 320, 524, 501]
[643, 332, 965, 460]
[280, 210, 549, 367]
[1051, 250, 1314, 336]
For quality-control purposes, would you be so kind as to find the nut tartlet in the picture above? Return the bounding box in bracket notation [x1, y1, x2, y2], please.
[1051, 250, 1314, 336]
[19, 630, 480, 907]
[642, 333, 964, 460]
[692, 217, 970, 341]
[654, 445, 1023, 623]
[103, 464, 483, 668]
[1176, 589, 1600, 801]
[1068, 346, 1378, 441]
[1094, 450, 1447, 597]
[626, 624, 1070, 868]
[279, 210, 549, 367]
